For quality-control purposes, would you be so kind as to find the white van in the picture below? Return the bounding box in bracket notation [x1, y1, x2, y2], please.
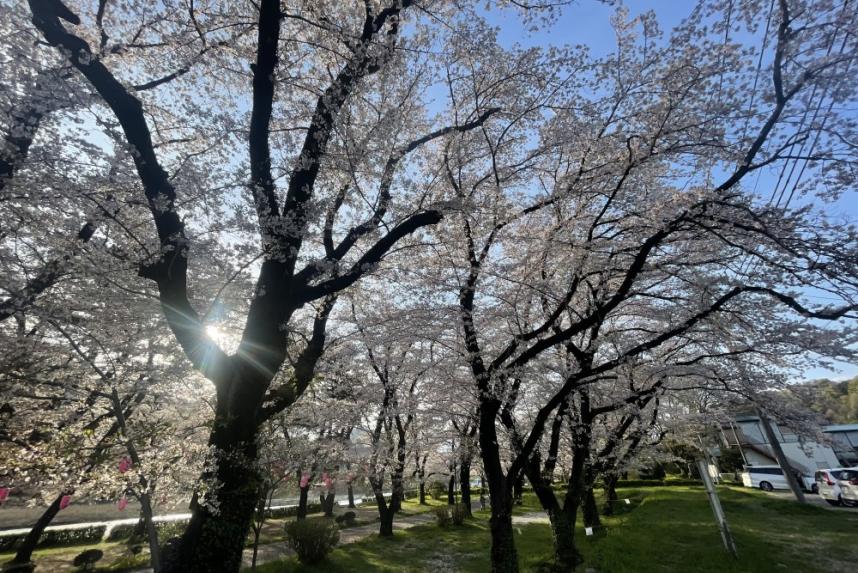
[741, 465, 814, 492]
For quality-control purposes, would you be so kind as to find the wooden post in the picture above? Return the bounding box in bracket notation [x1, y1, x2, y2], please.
[697, 459, 738, 558]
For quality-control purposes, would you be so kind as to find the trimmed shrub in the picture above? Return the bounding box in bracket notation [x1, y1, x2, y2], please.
[450, 503, 467, 525]
[334, 511, 357, 527]
[433, 506, 452, 527]
[284, 517, 340, 564]
[156, 521, 187, 545]
[427, 481, 446, 500]
[72, 548, 103, 571]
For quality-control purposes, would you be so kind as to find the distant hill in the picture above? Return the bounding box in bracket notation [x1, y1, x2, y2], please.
[790, 376, 858, 424]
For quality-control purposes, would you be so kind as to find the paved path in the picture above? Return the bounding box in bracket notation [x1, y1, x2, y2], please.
[242, 512, 441, 568]
[241, 504, 550, 569]
[761, 490, 858, 511]
[0, 497, 378, 541]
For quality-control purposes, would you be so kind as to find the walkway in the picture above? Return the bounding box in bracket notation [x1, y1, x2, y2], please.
[241, 504, 550, 568]
[761, 490, 858, 511]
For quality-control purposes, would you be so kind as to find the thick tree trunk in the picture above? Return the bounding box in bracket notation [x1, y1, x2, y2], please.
[297, 485, 310, 520]
[139, 491, 162, 572]
[512, 472, 524, 505]
[460, 460, 472, 517]
[390, 470, 403, 513]
[581, 486, 600, 530]
[602, 473, 619, 516]
[419, 480, 427, 505]
[320, 492, 335, 517]
[250, 527, 261, 571]
[369, 474, 396, 537]
[547, 416, 592, 572]
[482, 454, 519, 572]
[489, 500, 518, 573]
[525, 457, 582, 572]
[447, 473, 456, 505]
[347, 483, 356, 508]
[10, 492, 65, 566]
[479, 397, 520, 573]
[379, 506, 394, 537]
[166, 412, 261, 573]
[549, 509, 582, 573]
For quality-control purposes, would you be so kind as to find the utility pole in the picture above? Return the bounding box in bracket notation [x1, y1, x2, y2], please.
[697, 459, 738, 558]
[756, 407, 806, 503]
[727, 421, 748, 466]
[698, 434, 719, 484]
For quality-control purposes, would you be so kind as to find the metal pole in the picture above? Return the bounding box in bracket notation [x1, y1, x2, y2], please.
[698, 435, 719, 484]
[697, 459, 738, 558]
[729, 421, 749, 465]
[756, 408, 806, 503]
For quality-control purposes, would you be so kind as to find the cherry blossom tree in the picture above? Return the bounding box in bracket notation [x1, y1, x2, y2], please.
[423, 2, 858, 570]
[15, 1, 505, 569]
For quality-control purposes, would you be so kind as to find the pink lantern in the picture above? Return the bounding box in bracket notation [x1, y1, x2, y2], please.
[118, 456, 132, 474]
[59, 495, 71, 510]
[299, 473, 310, 488]
[117, 497, 128, 511]
[0, 487, 10, 505]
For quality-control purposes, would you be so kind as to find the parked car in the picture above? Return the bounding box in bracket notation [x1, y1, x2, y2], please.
[839, 470, 858, 507]
[815, 467, 858, 506]
[741, 465, 815, 492]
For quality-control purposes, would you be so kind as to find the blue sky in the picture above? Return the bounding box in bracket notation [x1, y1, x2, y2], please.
[482, 1, 858, 382]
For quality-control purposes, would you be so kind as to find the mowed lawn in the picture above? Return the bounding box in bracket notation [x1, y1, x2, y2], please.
[252, 486, 858, 573]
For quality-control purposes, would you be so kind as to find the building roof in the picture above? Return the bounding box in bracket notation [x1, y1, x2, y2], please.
[823, 424, 858, 433]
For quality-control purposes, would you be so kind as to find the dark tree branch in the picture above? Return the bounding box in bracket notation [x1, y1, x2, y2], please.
[247, 0, 282, 241]
[258, 294, 338, 422]
[300, 209, 443, 302]
[27, 0, 229, 383]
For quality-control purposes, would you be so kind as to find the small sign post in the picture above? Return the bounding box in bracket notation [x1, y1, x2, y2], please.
[697, 459, 738, 558]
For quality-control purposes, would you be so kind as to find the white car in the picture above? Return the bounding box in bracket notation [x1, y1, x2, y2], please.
[815, 467, 858, 506]
[741, 465, 815, 492]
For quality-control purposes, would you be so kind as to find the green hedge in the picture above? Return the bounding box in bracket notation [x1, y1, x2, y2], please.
[104, 522, 139, 542]
[616, 479, 702, 488]
[265, 502, 322, 519]
[37, 526, 106, 548]
[0, 518, 196, 552]
[0, 524, 107, 552]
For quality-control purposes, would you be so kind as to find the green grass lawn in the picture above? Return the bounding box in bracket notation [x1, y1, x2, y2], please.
[249, 486, 858, 573]
[4, 487, 856, 572]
